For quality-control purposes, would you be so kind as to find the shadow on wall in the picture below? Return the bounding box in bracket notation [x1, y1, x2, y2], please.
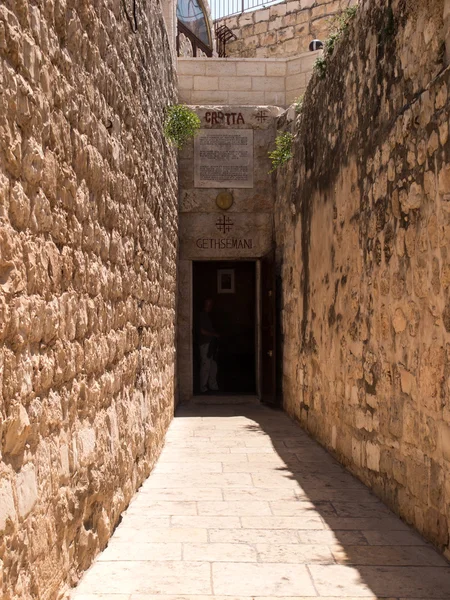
[175, 403, 450, 598]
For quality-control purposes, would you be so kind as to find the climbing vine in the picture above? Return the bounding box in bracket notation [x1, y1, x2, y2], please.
[294, 95, 304, 114]
[313, 4, 359, 79]
[268, 132, 294, 172]
[164, 104, 201, 149]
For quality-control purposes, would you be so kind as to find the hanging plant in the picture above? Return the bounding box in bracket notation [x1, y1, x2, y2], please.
[269, 132, 293, 173]
[164, 104, 201, 148]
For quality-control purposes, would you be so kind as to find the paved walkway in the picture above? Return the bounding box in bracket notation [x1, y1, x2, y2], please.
[71, 403, 450, 599]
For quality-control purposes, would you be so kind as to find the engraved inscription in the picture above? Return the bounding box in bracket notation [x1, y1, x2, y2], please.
[194, 130, 254, 189]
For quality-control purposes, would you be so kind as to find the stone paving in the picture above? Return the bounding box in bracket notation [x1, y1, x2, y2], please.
[71, 403, 450, 599]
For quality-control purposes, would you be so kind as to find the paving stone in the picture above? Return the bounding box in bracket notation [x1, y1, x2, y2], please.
[97, 542, 182, 562]
[183, 543, 257, 562]
[323, 517, 411, 531]
[70, 405, 447, 599]
[331, 545, 450, 566]
[241, 516, 325, 529]
[299, 530, 369, 545]
[138, 488, 223, 502]
[362, 530, 428, 546]
[74, 561, 212, 595]
[171, 516, 241, 529]
[212, 562, 317, 596]
[270, 500, 337, 516]
[197, 500, 272, 516]
[223, 487, 302, 501]
[209, 528, 300, 544]
[113, 528, 208, 543]
[153, 462, 223, 473]
[126, 501, 198, 515]
[256, 543, 335, 564]
[309, 565, 450, 597]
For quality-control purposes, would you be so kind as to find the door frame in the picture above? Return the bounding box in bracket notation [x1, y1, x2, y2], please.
[187, 258, 260, 399]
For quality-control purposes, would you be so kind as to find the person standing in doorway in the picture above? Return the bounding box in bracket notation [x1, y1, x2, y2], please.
[199, 298, 219, 393]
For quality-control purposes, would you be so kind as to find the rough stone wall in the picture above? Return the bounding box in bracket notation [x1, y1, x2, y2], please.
[216, 0, 354, 58]
[275, 0, 450, 555]
[0, 1, 178, 599]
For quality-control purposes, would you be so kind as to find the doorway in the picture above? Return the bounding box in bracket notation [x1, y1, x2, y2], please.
[193, 261, 256, 395]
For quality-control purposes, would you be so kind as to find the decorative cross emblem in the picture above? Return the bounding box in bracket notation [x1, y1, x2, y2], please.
[255, 110, 268, 123]
[216, 215, 234, 234]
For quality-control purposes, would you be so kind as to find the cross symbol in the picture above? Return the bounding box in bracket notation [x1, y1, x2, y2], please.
[255, 110, 268, 123]
[216, 215, 234, 234]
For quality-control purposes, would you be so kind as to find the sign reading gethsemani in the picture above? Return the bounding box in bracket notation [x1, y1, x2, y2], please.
[194, 129, 254, 189]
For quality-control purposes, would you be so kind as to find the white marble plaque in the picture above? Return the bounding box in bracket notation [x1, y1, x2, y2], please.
[194, 129, 254, 189]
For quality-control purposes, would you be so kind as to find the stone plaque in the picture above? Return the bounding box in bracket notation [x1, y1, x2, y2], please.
[179, 213, 272, 259]
[194, 129, 254, 189]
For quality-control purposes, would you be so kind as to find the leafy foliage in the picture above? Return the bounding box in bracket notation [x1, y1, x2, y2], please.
[294, 95, 304, 114]
[314, 4, 359, 80]
[164, 104, 201, 148]
[269, 132, 294, 172]
[313, 55, 328, 79]
[331, 5, 358, 35]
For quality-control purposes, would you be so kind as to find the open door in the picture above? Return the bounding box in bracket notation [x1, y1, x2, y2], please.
[261, 249, 278, 406]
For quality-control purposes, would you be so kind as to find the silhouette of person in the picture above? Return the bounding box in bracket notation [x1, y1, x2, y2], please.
[199, 298, 219, 393]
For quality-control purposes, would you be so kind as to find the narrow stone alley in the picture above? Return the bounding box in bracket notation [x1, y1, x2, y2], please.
[71, 403, 450, 599]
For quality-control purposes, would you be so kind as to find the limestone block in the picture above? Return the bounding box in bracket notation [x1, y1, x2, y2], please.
[252, 76, 285, 91]
[238, 12, 254, 27]
[366, 442, 381, 472]
[266, 61, 287, 76]
[0, 479, 16, 531]
[4, 404, 30, 456]
[236, 61, 266, 76]
[270, 3, 287, 17]
[205, 61, 237, 77]
[16, 464, 38, 519]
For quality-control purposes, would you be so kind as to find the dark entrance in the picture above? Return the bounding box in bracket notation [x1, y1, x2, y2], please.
[193, 261, 256, 395]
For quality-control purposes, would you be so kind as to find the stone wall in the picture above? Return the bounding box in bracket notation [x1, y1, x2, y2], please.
[0, 1, 178, 599]
[274, 0, 450, 555]
[178, 53, 319, 107]
[216, 0, 355, 58]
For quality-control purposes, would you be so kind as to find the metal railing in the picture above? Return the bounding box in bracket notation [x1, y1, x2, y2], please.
[211, 0, 284, 21]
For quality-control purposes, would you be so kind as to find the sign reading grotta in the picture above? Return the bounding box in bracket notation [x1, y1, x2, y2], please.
[194, 129, 254, 189]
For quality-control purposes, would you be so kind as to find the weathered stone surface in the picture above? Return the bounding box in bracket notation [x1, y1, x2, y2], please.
[275, 0, 450, 556]
[0, 479, 16, 531]
[216, 0, 353, 58]
[0, 1, 178, 598]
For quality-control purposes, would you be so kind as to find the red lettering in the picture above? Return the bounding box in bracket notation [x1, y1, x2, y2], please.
[237, 113, 245, 124]
[205, 112, 211, 124]
[231, 113, 237, 124]
[211, 113, 218, 124]
[217, 111, 224, 122]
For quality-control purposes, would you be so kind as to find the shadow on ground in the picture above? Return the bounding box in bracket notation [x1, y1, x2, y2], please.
[175, 402, 450, 599]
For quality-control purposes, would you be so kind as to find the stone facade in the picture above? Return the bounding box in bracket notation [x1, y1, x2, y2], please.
[177, 105, 281, 401]
[216, 0, 355, 58]
[0, 1, 178, 599]
[178, 53, 319, 107]
[274, 0, 450, 555]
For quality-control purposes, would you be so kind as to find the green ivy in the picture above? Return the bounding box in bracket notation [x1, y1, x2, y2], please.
[314, 4, 359, 80]
[294, 95, 304, 114]
[332, 5, 358, 34]
[269, 132, 293, 172]
[164, 104, 201, 148]
[314, 55, 328, 79]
